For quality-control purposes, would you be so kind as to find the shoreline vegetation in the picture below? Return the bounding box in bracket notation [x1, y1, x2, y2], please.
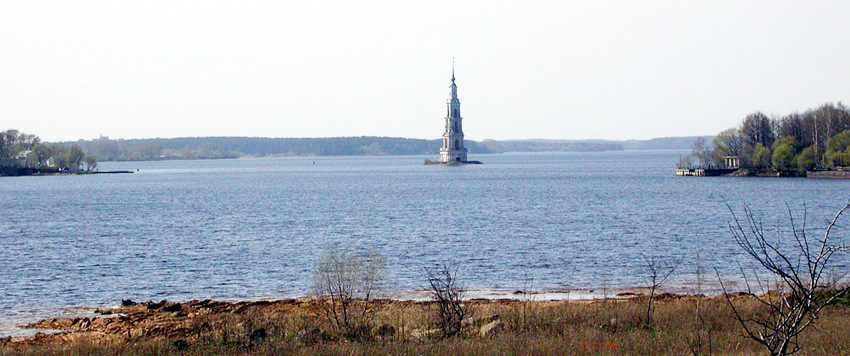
[677, 102, 850, 178]
[0, 130, 99, 177]
[3, 291, 850, 355]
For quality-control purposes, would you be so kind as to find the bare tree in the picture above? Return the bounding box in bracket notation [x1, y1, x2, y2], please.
[641, 254, 682, 329]
[718, 202, 850, 356]
[425, 263, 470, 338]
[311, 245, 385, 339]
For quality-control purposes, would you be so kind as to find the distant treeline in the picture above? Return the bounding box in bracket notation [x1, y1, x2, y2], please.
[479, 139, 623, 152]
[72, 136, 497, 162]
[65, 136, 706, 162]
[622, 136, 714, 151]
[478, 136, 710, 153]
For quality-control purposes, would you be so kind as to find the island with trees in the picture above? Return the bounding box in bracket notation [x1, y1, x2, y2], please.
[677, 102, 850, 178]
[0, 129, 99, 176]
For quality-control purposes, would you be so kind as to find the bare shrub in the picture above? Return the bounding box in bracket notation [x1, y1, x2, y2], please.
[425, 263, 471, 338]
[517, 274, 538, 332]
[641, 254, 682, 329]
[689, 250, 714, 356]
[311, 245, 385, 340]
[718, 202, 850, 356]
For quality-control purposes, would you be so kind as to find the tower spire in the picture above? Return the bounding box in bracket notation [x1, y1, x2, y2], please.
[452, 57, 455, 82]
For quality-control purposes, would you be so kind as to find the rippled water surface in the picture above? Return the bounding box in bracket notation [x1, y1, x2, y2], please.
[2, 151, 849, 335]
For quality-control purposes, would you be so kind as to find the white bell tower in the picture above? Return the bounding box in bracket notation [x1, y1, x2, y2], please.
[439, 61, 468, 163]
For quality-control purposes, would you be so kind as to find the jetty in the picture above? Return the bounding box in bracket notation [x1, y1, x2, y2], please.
[2, 167, 133, 176]
[675, 168, 735, 177]
[807, 170, 850, 179]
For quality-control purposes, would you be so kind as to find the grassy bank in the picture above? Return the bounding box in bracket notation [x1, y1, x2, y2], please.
[3, 294, 850, 355]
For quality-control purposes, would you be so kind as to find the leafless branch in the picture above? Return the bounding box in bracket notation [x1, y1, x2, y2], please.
[718, 201, 850, 355]
[425, 263, 470, 338]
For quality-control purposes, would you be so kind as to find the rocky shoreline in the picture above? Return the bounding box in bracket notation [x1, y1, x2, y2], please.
[4, 292, 847, 355]
[1, 288, 678, 347]
[3, 299, 309, 346]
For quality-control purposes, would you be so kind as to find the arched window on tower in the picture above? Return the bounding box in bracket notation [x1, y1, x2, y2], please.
[455, 139, 459, 149]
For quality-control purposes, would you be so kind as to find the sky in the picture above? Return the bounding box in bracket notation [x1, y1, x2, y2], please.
[2, 1, 849, 142]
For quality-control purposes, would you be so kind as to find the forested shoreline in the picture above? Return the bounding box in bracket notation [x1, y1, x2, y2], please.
[0, 130, 96, 176]
[679, 102, 850, 175]
[71, 136, 497, 162]
[66, 136, 704, 162]
[4, 130, 708, 167]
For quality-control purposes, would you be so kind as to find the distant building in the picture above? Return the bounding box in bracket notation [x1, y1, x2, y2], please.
[724, 156, 740, 169]
[439, 64, 468, 163]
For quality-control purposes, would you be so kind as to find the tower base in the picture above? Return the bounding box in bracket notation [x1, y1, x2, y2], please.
[424, 159, 482, 166]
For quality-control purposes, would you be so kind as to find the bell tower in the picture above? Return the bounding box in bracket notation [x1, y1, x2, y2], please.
[439, 61, 468, 163]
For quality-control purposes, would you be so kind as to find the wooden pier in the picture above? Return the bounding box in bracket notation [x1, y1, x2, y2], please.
[675, 168, 735, 177]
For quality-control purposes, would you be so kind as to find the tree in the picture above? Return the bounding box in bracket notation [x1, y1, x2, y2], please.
[0, 129, 41, 167]
[742, 112, 775, 150]
[311, 245, 385, 340]
[426, 263, 470, 338]
[676, 137, 712, 168]
[711, 128, 742, 167]
[718, 202, 850, 356]
[778, 114, 808, 149]
[826, 129, 850, 152]
[689, 137, 713, 168]
[823, 129, 850, 169]
[772, 143, 796, 171]
[740, 112, 775, 169]
[823, 150, 850, 170]
[773, 136, 798, 151]
[641, 254, 681, 329]
[53, 146, 70, 170]
[815, 103, 850, 138]
[31, 144, 55, 168]
[84, 156, 98, 172]
[796, 146, 819, 172]
[677, 155, 695, 169]
[0, 130, 14, 165]
[68, 145, 85, 172]
[751, 144, 771, 170]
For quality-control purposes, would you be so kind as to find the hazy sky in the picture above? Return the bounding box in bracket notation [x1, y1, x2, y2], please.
[2, 1, 849, 142]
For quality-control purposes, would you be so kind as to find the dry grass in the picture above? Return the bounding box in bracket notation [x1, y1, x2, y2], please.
[3, 295, 850, 355]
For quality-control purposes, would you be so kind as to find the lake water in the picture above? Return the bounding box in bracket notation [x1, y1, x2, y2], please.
[2, 150, 849, 336]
